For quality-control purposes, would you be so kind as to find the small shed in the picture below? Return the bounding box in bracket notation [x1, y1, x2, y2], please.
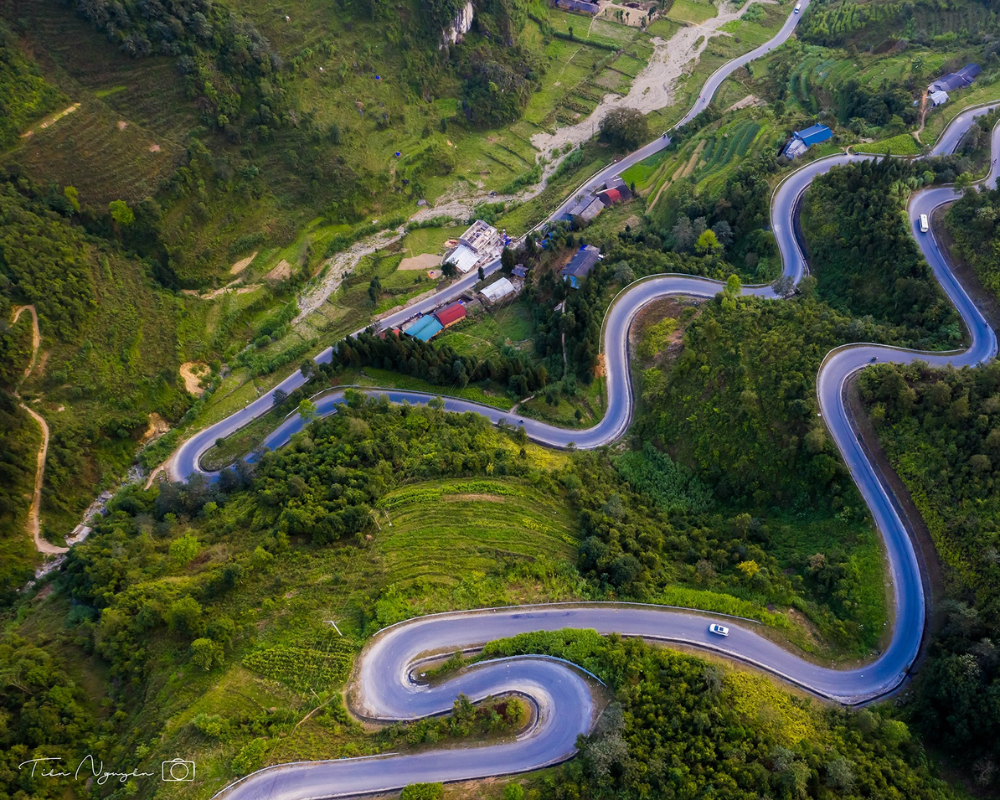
[434, 301, 467, 328]
[929, 90, 949, 107]
[512, 265, 528, 280]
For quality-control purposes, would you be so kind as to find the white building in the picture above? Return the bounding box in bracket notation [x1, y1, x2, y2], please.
[479, 277, 516, 304]
[442, 220, 502, 273]
[929, 90, 949, 107]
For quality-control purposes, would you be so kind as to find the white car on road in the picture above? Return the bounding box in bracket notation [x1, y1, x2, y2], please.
[708, 624, 730, 637]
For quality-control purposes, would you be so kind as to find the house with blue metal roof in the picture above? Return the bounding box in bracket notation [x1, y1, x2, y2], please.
[782, 124, 833, 159]
[401, 315, 443, 342]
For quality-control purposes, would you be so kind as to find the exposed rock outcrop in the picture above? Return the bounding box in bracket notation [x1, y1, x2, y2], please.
[441, 1, 474, 47]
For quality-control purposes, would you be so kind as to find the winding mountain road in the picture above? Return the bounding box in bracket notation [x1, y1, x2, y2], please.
[155, 14, 1000, 798]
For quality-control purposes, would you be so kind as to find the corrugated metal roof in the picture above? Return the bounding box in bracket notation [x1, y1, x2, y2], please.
[481, 277, 516, 303]
[406, 316, 443, 341]
[561, 245, 601, 283]
[434, 302, 467, 327]
[598, 188, 622, 206]
[444, 244, 480, 273]
[794, 124, 832, 145]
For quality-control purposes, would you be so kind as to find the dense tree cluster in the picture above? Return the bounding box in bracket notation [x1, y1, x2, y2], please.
[650, 152, 781, 280]
[459, 44, 539, 128]
[0, 173, 96, 335]
[638, 295, 868, 508]
[599, 107, 650, 151]
[802, 158, 961, 348]
[333, 329, 548, 395]
[0, 637, 96, 799]
[571, 449, 798, 605]
[0, 20, 63, 152]
[838, 80, 917, 130]
[859, 361, 1000, 784]
[947, 180, 1000, 297]
[800, 0, 999, 48]
[66, 0, 286, 134]
[486, 630, 957, 800]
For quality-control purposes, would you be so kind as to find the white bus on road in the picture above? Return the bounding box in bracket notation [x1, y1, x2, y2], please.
[794, 2, 802, 11]
[919, 213, 929, 233]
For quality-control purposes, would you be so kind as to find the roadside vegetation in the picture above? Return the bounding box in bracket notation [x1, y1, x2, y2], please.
[946, 177, 1000, 297]
[860, 361, 1000, 788]
[801, 157, 962, 349]
[485, 630, 959, 799]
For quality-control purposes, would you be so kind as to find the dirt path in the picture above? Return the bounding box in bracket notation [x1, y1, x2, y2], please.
[10, 306, 67, 556]
[913, 91, 929, 143]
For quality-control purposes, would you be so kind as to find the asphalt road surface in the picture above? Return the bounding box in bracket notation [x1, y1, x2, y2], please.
[178, 39, 1000, 800]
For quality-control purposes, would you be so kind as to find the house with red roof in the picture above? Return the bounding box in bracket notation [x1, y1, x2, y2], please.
[434, 302, 467, 328]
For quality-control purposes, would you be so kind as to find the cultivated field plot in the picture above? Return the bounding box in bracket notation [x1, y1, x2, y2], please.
[854, 133, 922, 155]
[667, 0, 719, 25]
[376, 478, 578, 591]
[436, 302, 537, 359]
[6, 0, 194, 203]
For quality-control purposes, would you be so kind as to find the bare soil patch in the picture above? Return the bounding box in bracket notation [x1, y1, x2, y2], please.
[265, 259, 293, 283]
[141, 412, 170, 444]
[399, 253, 442, 271]
[231, 251, 259, 275]
[442, 494, 506, 503]
[727, 94, 761, 112]
[180, 361, 210, 395]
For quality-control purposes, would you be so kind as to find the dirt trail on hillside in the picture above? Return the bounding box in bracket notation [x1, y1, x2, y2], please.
[10, 306, 68, 556]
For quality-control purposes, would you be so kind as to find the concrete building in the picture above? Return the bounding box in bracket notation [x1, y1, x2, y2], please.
[460, 220, 501, 252]
[560, 244, 601, 288]
[480, 277, 517, 304]
[442, 220, 503, 274]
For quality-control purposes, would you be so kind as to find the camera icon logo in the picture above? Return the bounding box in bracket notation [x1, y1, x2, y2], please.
[162, 759, 196, 782]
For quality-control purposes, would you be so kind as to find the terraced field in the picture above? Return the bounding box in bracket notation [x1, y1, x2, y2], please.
[5, 0, 195, 203]
[375, 478, 578, 595]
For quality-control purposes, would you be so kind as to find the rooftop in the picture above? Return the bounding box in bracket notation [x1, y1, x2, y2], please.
[460, 220, 500, 253]
[560, 244, 601, 286]
[480, 277, 516, 303]
[434, 302, 467, 327]
[404, 316, 443, 342]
